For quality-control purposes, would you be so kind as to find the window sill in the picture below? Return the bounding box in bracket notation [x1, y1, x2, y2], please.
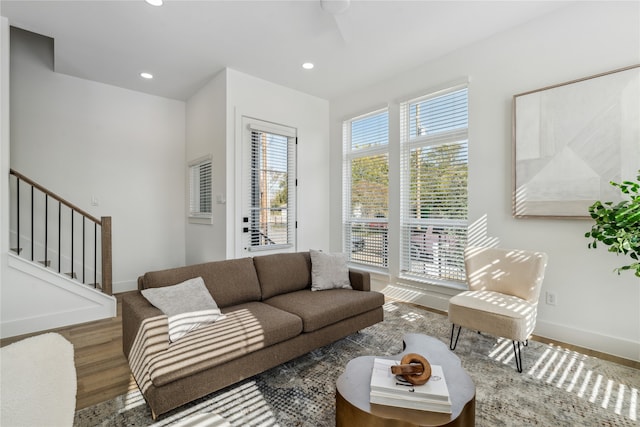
[347, 264, 467, 293]
[397, 274, 468, 292]
[188, 216, 213, 225]
[249, 244, 293, 252]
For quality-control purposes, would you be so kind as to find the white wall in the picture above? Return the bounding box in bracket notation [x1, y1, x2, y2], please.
[226, 69, 331, 258]
[2, 253, 115, 337]
[330, 2, 640, 360]
[1, 18, 11, 300]
[186, 68, 330, 261]
[185, 69, 227, 265]
[8, 28, 186, 293]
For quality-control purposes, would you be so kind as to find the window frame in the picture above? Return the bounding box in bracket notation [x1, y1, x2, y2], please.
[244, 118, 297, 252]
[399, 84, 469, 286]
[342, 108, 390, 271]
[188, 155, 213, 225]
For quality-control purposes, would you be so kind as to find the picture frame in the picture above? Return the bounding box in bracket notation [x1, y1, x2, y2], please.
[512, 64, 640, 218]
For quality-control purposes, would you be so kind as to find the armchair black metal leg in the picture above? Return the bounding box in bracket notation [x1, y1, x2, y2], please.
[512, 341, 523, 373]
[450, 324, 462, 350]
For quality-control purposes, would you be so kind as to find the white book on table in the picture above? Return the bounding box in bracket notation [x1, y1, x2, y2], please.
[370, 390, 452, 413]
[370, 358, 451, 403]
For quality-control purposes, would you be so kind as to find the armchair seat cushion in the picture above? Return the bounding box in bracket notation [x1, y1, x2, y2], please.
[448, 290, 537, 342]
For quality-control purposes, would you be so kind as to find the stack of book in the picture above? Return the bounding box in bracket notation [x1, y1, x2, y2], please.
[369, 358, 452, 413]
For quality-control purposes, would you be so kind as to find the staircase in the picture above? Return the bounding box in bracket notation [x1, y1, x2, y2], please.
[9, 169, 112, 294]
[4, 169, 116, 338]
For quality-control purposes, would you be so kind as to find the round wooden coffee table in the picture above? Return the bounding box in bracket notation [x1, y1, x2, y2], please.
[336, 333, 475, 427]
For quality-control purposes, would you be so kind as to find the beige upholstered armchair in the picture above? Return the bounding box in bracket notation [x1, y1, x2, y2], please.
[448, 246, 548, 372]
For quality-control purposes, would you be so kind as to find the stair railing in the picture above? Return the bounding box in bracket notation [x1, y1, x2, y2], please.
[9, 169, 112, 295]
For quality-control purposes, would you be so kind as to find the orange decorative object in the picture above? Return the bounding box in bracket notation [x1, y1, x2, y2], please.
[390, 353, 432, 385]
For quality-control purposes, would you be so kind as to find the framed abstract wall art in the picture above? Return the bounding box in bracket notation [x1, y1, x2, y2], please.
[512, 65, 640, 218]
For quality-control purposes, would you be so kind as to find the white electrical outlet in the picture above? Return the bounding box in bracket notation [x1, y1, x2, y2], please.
[545, 291, 557, 306]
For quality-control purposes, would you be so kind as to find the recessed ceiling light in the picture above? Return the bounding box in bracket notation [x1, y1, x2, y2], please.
[140, 72, 154, 79]
[302, 62, 314, 70]
[145, 0, 163, 6]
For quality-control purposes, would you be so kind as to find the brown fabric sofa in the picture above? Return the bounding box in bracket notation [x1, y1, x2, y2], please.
[122, 251, 384, 419]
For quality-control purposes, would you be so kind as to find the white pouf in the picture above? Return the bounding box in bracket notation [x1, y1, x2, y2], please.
[0, 332, 76, 427]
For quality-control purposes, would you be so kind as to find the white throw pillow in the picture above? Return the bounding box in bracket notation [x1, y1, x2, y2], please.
[141, 277, 225, 342]
[310, 249, 352, 291]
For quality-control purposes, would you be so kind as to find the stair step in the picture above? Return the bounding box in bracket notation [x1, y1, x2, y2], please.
[39, 260, 52, 267]
[88, 283, 103, 290]
[66, 272, 78, 279]
[10, 247, 23, 254]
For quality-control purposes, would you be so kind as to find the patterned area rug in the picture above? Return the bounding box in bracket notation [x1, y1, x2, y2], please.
[75, 301, 639, 426]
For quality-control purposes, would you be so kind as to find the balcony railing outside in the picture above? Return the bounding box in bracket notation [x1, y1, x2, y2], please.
[9, 169, 112, 295]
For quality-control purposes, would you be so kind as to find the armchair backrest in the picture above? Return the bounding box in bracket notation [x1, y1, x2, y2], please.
[464, 246, 548, 303]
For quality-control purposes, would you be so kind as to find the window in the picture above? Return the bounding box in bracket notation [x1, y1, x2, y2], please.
[400, 85, 469, 284]
[343, 109, 389, 269]
[247, 120, 296, 251]
[188, 156, 212, 224]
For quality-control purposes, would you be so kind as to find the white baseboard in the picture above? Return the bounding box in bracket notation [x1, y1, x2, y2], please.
[1, 304, 114, 338]
[535, 319, 640, 362]
[113, 279, 138, 293]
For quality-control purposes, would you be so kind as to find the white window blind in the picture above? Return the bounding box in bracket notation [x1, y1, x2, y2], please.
[189, 157, 212, 222]
[343, 109, 389, 269]
[400, 86, 468, 284]
[248, 123, 296, 251]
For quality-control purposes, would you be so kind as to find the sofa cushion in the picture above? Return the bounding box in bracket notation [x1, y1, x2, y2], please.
[148, 302, 303, 387]
[264, 289, 385, 333]
[309, 249, 352, 291]
[253, 252, 312, 299]
[141, 257, 261, 308]
[141, 277, 225, 342]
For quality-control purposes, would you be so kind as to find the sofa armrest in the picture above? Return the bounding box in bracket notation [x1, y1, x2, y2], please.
[122, 291, 165, 358]
[348, 268, 371, 292]
[126, 312, 170, 399]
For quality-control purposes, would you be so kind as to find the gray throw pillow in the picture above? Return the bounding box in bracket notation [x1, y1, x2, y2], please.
[310, 249, 352, 291]
[141, 277, 225, 342]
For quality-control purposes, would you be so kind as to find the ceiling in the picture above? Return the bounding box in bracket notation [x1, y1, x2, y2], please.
[0, 1, 571, 101]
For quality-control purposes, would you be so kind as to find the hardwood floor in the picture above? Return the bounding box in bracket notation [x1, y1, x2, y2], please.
[0, 295, 134, 410]
[1, 296, 638, 413]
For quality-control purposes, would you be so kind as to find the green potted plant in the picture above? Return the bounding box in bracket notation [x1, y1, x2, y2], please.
[585, 171, 640, 277]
